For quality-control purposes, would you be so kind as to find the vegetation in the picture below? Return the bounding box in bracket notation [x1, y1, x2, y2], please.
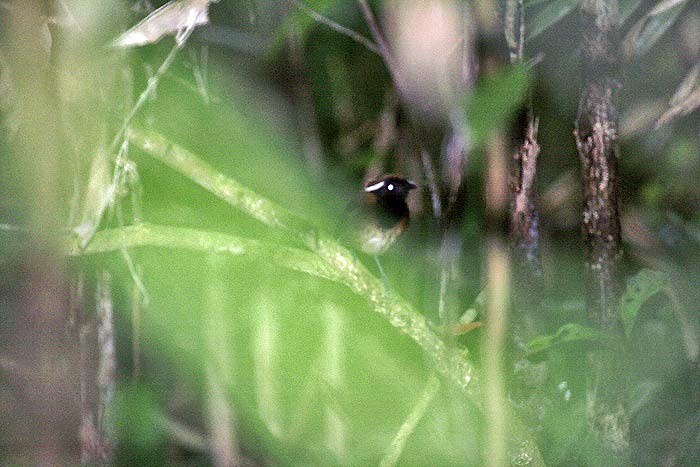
[1, 0, 699, 465]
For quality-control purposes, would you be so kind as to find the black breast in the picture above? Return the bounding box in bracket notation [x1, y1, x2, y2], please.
[374, 197, 409, 229]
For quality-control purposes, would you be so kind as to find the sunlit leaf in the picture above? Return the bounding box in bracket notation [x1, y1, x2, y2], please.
[620, 269, 671, 337]
[112, 0, 215, 48]
[526, 0, 579, 42]
[465, 64, 530, 149]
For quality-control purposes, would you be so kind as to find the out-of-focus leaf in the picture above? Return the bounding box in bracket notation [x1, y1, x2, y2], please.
[669, 61, 700, 107]
[456, 288, 486, 326]
[619, 0, 643, 23]
[527, 334, 556, 354]
[623, 0, 689, 59]
[112, 0, 215, 48]
[656, 62, 700, 128]
[270, 0, 340, 54]
[526, 323, 616, 358]
[620, 97, 666, 136]
[74, 150, 113, 248]
[524, 0, 552, 7]
[526, 0, 579, 42]
[115, 388, 165, 450]
[465, 64, 530, 149]
[619, 269, 671, 337]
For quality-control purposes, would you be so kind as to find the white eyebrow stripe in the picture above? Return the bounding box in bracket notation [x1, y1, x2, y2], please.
[364, 180, 385, 192]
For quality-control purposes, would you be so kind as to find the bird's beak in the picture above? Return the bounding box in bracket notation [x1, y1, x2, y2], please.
[407, 180, 417, 190]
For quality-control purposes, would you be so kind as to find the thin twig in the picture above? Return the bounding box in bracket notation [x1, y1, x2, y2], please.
[156, 414, 209, 451]
[113, 139, 150, 304]
[356, 0, 403, 94]
[204, 254, 240, 467]
[420, 149, 442, 220]
[293, 0, 380, 55]
[109, 13, 201, 155]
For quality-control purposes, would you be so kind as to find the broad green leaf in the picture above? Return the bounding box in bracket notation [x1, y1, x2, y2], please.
[527, 0, 579, 42]
[465, 64, 530, 150]
[620, 269, 671, 337]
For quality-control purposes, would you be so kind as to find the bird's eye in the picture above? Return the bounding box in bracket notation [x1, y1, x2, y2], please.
[387, 184, 394, 191]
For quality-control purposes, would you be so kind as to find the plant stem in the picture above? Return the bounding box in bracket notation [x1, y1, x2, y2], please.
[68, 223, 477, 394]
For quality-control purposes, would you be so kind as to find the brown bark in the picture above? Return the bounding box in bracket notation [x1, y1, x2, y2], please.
[576, 1, 629, 460]
[511, 115, 542, 282]
[575, 0, 623, 331]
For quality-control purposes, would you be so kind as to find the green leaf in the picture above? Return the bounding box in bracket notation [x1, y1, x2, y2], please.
[526, 323, 616, 359]
[526, 334, 556, 354]
[465, 64, 530, 150]
[527, 0, 579, 42]
[619, 269, 672, 337]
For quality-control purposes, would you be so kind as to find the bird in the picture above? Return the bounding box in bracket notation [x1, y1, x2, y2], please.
[344, 175, 417, 290]
[356, 175, 417, 255]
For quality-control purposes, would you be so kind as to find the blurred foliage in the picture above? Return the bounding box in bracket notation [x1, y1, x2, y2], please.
[620, 268, 671, 337]
[466, 64, 531, 149]
[1, 0, 700, 466]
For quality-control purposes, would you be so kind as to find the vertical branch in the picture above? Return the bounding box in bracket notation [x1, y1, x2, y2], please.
[504, 3, 549, 434]
[511, 114, 543, 289]
[576, 0, 629, 460]
[506, 0, 543, 289]
[131, 279, 144, 382]
[96, 272, 116, 462]
[204, 254, 240, 467]
[482, 238, 510, 467]
[80, 272, 117, 464]
[575, 0, 622, 330]
[483, 134, 511, 467]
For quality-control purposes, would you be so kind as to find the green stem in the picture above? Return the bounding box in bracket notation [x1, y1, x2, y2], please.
[380, 373, 441, 467]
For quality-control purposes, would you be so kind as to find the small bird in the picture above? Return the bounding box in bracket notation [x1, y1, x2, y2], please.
[345, 175, 417, 289]
[356, 175, 417, 256]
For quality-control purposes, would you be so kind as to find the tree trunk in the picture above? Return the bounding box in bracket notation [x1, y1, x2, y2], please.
[575, 0, 622, 331]
[576, 1, 629, 461]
